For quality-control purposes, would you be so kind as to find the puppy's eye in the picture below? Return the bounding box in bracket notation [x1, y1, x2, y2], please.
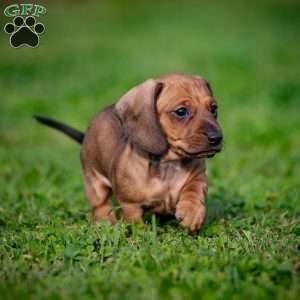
[210, 104, 218, 118]
[173, 107, 189, 119]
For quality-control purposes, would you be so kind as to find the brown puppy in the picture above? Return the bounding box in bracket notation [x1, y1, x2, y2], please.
[35, 73, 223, 231]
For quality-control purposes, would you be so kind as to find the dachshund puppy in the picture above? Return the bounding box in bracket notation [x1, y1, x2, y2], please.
[35, 73, 223, 231]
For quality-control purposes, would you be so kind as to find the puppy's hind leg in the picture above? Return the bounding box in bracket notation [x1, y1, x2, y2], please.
[83, 169, 117, 224]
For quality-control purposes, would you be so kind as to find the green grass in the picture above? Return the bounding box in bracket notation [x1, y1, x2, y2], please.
[0, 0, 300, 299]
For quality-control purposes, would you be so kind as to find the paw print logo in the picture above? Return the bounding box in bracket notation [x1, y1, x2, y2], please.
[4, 16, 45, 48]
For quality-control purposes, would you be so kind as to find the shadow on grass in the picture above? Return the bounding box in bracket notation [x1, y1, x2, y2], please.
[205, 191, 245, 226]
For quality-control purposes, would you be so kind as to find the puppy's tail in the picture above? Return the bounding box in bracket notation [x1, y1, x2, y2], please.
[34, 115, 85, 144]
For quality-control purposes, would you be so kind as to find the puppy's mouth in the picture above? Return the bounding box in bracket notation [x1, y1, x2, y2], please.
[179, 147, 222, 158]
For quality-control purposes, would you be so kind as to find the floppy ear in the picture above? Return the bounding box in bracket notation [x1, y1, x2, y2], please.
[115, 79, 168, 155]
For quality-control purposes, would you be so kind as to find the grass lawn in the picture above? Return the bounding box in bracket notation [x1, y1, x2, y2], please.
[0, 0, 300, 299]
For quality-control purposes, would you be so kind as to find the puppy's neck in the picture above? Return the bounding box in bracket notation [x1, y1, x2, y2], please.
[160, 148, 185, 162]
[130, 141, 198, 165]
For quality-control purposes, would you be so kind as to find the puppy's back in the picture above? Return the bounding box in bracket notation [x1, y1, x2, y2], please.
[80, 105, 125, 179]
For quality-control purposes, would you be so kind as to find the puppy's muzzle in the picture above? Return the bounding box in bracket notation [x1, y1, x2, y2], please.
[207, 131, 223, 146]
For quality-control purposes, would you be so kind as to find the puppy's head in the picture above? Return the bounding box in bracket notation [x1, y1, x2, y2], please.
[115, 74, 223, 159]
[158, 74, 223, 159]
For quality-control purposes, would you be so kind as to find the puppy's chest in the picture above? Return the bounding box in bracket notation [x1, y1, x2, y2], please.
[115, 150, 190, 214]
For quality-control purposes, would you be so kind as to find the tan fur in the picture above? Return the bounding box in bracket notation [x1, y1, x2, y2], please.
[80, 73, 223, 231]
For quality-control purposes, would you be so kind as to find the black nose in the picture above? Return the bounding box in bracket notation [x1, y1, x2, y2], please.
[207, 132, 223, 146]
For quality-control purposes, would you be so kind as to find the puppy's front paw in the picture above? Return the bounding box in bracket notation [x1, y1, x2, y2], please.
[175, 201, 206, 232]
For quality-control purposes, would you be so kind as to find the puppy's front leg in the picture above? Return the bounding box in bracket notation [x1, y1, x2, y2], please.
[119, 202, 144, 224]
[83, 169, 117, 224]
[175, 173, 208, 232]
